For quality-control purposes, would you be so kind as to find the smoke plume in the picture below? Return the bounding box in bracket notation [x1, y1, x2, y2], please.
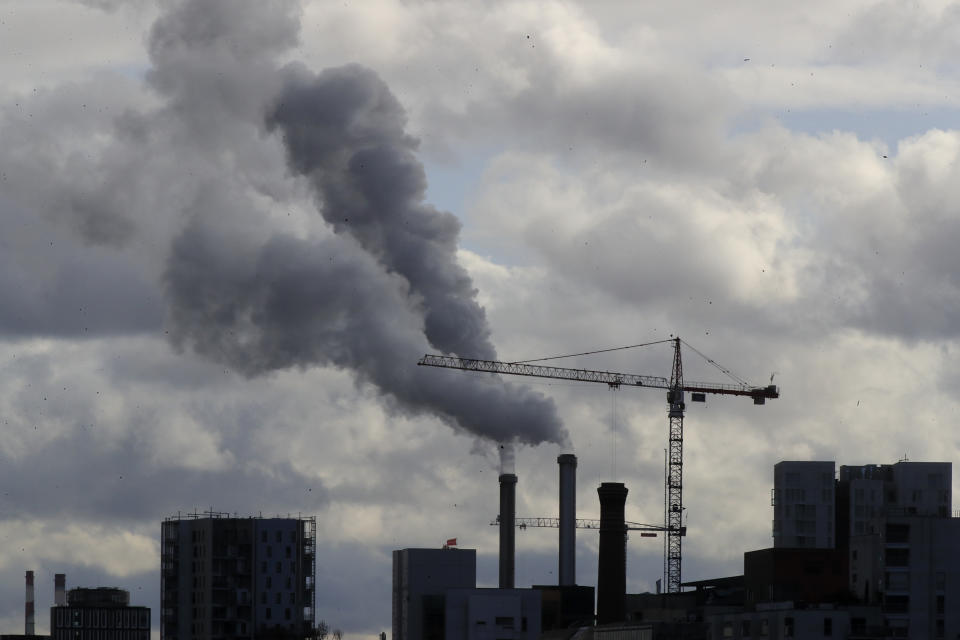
[154, 0, 567, 446]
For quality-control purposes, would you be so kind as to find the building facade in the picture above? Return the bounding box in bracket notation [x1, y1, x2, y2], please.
[50, 588, 150, 640]
[161, 512, 316, 640]
[772, 461, 836, 548]
[850, 515, 960, 638]
[392, 548, 476, 640]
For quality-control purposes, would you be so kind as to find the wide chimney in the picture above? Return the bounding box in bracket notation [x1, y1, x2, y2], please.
[597, 482, 628, 625]
[25, 570, 34, 635]
[55, 573, 66, 606]
[558, 454, 577, 586]
[498, 472, 517, 589]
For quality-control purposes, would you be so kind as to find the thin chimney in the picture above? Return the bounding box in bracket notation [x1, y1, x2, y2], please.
[558, 454, 577, 586]
[25, 570, 35, 635]
[499, 472, 517, 589]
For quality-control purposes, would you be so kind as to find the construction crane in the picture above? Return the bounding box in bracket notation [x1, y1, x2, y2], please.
[418, 336, 778, 593]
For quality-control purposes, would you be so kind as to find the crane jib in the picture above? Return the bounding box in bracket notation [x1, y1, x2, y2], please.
[418, 354, 779, 401]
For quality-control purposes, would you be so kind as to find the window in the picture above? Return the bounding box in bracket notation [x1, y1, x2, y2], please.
[886, 523, 909, 543]
[289, 592, 295, 604]
[285, 546, 291, 558]
[759, 619, 769, 636]
[937, 595, 945, 614]
[276, 561, 282, 573]
[261, 531, 267, 543]
[266, 577, 272, 589]
[284, 608, 291, 621]
[741, 620, 751, 637]
[260, 561, 267, 573]
[265, 608, 271, 620]
[722, 622, 733, 638]
[267, 546, 272, 557]
[824, 617, 832, 636]
[886, 548, 910, 567]
[937, 619, 945, 638]
[276, 531, 282, 543]
[494, 617, 514, 630]
[275, 592, 281, 604]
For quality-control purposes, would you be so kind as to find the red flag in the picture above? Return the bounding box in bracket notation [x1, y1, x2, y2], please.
[446, 538, 457, 546]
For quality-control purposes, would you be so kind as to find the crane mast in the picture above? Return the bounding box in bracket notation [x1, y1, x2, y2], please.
[418, 336, 778, 593]
[666, 338, 684, 593]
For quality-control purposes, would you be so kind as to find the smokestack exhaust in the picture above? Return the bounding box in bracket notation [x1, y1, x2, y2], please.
[25, 570, 34, 635]
[55, 574, 66, 606]
[597, 482, 628, 625]
[558, 454, 577, 586]
[499, 471, 517, 589]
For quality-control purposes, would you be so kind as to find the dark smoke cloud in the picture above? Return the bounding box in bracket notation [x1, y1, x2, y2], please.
[267, 63, 496, 360]
[164, 215, 565, 445]
[149, 0, 565, 446]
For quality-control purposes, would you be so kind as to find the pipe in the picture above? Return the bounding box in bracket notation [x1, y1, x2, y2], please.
[55, 574, 66, 606]
[597, 482, 628, 625]
[558, 454, 577, 586]
[499, 473, 517, 589]
[25, 570, 34, 635]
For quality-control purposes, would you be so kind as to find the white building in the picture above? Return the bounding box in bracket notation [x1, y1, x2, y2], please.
[840, 461, 951, 537]
[772, 461, 836, 548]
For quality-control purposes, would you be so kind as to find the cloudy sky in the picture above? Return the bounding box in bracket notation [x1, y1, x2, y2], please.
[3, 0, 960, 636]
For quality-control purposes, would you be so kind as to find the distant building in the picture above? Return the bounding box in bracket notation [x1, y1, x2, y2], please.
[392, 548, 476, 640]
[772, 461, 836, 548]
[161, 511, 316, 640]
[50, 588, 150, 640]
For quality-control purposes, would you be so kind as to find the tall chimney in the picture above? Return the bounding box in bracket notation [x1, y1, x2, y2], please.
[597, 482, 628, 625]
[498, 472, 517, 589]
[25, 570, 34, 635]
[55, 574, 66, 606]
[558, 454, 577, 586]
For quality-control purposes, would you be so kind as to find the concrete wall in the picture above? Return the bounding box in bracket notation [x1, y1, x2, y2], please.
[392, 548, 476, 640]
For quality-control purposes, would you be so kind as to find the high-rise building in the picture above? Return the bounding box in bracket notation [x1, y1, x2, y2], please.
[50, 588, 150, 640]
[771, 461, 836, 548]
[391, 548, 476, 640]
[161, 512, 316, 640]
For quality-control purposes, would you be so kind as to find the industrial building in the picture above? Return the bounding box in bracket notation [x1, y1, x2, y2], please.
[161, 512, 316, 640]
[50, 588, 150, 640]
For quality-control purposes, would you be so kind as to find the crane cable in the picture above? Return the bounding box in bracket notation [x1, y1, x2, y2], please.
[509, 338, 675, 364]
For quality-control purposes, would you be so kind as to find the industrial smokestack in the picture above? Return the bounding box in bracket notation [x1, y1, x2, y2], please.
[499, 472, 517, 588]
[25, 570, 34, 635]
[55, 574, 66, 606]
[597, 482, 628, 625]
[558, 454, 577, 586]
[498, 442, 517, 590]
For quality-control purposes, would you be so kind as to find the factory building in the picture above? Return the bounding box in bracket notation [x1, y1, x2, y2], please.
[161, 512, 316, 640]
[50, 588, 150, 640]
